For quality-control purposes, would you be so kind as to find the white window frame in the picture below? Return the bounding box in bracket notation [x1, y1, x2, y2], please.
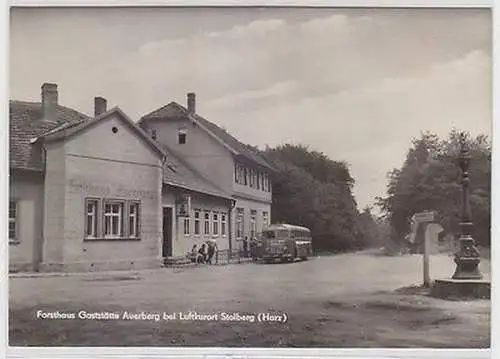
[85, 198, 99, 239]
[212, 212, 219, 237]
[9, 200, 17, 243]
[128, 201, 140, 238]
[194, 210, 201, 236]
[236, 208, 244, 239]
[178, 128, 187, 144]
[262, 211, 269, 227]
[221, 213, 227, 237]
[184, 215, 191, 236]
[239, 165, 245, 185]
[250, 210, 257, 238]
[204, 211, 211, 235]
[103, 200, 124, 239]
[235, 163, 242, 184]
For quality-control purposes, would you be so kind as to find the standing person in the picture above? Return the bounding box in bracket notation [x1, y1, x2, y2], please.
[214, 242, 218, 262]
[206, 241, 216, 265]
[243, 236, 249, 258]
[190, 244, 198, 263]
[250, 236, 257, 260]
[197, 243, 207, 264]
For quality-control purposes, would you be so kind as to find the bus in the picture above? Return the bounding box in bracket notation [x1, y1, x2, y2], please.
[260, 223, 313, 263]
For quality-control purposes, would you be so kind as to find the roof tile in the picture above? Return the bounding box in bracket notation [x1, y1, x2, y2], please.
[9, 101, 91, 171]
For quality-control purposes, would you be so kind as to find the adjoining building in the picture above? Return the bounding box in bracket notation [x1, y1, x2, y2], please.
[138, 93, 275, 253]
[9, 83, 238, 272]
[9, 85, 274, 272]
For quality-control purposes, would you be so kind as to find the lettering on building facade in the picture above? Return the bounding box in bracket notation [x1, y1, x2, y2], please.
[68, 178, 157, 200]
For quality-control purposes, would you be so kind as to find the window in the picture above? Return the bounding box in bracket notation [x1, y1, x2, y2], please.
[104, 201, 124, 238]
[178, 129, 187, 144]
[256, 171, 261, 190]
[194, 210, 201, 235]
[262, 211, 269, 227]
[250, 210, 257, 238]
[85, 199, 98, 238]
[249, 168, 254, 188]
[221, 213, 227, 236]
[243, 167, 248, 186]
[212, 212, 219, 236]
[128, 202, 140, 238]
[184, 217, 190, 236]
[204, 212, 210, 235]
[9, 201, 17, 242]
[236, 208, 244, 239]
[264, 174, 271, 192]
[239, 165, 245, 185]
[234, 163, 239, 183]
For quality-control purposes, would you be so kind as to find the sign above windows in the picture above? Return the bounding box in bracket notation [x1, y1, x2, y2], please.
[176, 194, 191, 217]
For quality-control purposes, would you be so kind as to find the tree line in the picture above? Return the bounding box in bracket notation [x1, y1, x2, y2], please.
[262, 144, 380, 253]
[260, 129, 490, 253]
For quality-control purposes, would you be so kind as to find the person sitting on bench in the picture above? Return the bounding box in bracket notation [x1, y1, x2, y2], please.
[197, 243, 207, 263]
[190, 244, 198, 263]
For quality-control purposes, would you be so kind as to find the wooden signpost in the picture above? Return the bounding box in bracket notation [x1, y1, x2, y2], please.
[411, 211, 443, 287]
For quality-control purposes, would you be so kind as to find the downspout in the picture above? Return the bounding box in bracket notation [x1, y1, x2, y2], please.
[159, 155, 166, 263]
[35, 141, 47, 272]
[228, 198, 236, 259]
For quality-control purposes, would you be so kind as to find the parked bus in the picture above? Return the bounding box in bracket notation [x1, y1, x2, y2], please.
[260, 223, 313, 263]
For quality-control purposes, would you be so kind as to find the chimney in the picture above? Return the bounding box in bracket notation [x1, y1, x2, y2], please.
[94, 97, 107, 117]
[187, 92, 196, 114]
[41, 83, 58, 120]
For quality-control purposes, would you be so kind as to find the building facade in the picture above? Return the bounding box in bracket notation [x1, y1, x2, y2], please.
[9, 84, 238, 272]
[138, 93, 275, 253]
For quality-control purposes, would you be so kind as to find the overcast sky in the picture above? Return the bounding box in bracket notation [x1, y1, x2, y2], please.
[9, 7, 492, 211]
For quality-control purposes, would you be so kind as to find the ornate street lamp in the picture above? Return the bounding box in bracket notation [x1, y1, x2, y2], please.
[451, 132, 483, 280]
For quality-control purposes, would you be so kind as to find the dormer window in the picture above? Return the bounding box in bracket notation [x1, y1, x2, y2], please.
[178, 128, 187, 144]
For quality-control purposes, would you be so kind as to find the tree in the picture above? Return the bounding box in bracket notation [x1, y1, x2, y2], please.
[262, 144, 363, 252]
[376, 130, 491, 247]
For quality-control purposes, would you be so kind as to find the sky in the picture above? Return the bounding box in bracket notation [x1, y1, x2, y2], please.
[9, 7, 492, 211]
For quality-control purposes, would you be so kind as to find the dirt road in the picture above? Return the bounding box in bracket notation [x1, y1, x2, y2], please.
[9, 252, 491, 347]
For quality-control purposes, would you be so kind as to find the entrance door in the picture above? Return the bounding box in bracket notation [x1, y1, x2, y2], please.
[162, 207, 173, 257]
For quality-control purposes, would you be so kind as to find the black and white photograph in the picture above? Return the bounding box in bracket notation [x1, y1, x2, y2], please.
[6, 5, 493, 352]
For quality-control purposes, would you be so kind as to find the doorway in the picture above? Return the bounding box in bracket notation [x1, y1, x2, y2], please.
[162, 207, 173, 257]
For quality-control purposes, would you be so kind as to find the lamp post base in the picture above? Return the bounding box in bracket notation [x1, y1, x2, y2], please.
[452, 256, 483, 280]
[431, 278, 490, 299]
[451, 236, 483, 280]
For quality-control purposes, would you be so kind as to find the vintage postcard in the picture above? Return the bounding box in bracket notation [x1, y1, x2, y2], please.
[5, 4, 494, 358]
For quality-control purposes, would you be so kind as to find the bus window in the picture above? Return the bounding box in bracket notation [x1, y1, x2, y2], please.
[277, 230, 289, 238]
[262, 231, 276, 239]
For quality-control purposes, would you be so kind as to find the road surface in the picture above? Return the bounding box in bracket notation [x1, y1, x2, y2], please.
[9, 252, 491, 347]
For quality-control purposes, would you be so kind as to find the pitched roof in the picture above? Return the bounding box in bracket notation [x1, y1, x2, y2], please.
[140, 102, 275, 171]
[141, 101, 187, 120]
[161, 144, 233, 200]
[9, 100, 90, 171]
[41, 107, 166, 159]
[9, 100, 230, 200]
